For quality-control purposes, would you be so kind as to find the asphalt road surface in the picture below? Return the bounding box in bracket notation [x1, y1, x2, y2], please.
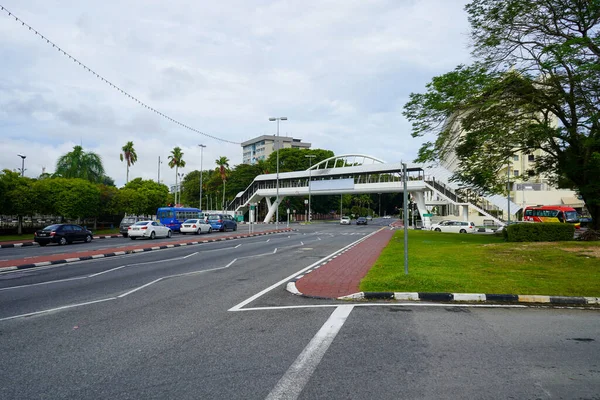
[1, 222, 598, 399]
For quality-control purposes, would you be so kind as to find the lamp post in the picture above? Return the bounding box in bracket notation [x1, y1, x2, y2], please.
[198, 144, 206, 210]
[157, 156, 162, 184]
[305, 154, 316, 222]
[269, 116, 287, 229]
[178, 172, 185, 206]
[17, 154, 26, 177]
[507, 161, 511, 223]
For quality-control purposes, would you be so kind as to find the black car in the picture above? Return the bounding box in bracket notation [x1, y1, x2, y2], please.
[34, 224, 94, 246]
[356, 217, 368, 225]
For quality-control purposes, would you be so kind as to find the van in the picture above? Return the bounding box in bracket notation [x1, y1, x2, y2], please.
[119, 216, 142, 237]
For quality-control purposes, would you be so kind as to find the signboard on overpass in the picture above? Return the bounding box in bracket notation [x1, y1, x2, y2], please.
[310, 178, 354, 191]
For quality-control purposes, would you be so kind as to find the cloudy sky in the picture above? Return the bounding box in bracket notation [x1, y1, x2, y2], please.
[0, 0, 472, 187]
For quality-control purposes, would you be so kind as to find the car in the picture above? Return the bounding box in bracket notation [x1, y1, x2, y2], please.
[366, 215, 373, 221]
[207, 214, 238, 232]
[119, 216, 142, 237]
[356, 217, 368, 225]
[383, 215, 392, 219]
[340, 216, 351, 225]
[128, 221, 172, 240]
[430, 220, 475, 233]
[180, 219, 213, 235]
[34, 224, 93, 246]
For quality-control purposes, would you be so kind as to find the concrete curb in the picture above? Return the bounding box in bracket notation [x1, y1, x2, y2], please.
[0, 234, 123, 248]
[2, 229, 293, 271]
[286, 282, 600, 306]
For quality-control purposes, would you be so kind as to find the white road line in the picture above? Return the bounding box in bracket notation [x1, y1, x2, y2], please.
[228, 230, 380, 312]
[300, 241, 304, 246]
[235, 302, 529, 312]
[0, 297, 116, 322]
[266, 239, 270, 243]
[235, 244, 241, 248]
[265, 305, 354, 400]
[273, 248, 277, 254]
[0, 276, 88, 291]
[117, 278, 163, 298]
[170, 259, 238, 278]
[88, 265, 128, 278]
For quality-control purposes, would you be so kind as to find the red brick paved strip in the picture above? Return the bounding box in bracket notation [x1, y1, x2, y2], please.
[295, 228, 395, 298]
[0, 229, 291, 270]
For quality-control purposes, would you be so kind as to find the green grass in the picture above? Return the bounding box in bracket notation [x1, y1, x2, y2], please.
[360, 230, 600, 297]
[0, 228, 120, 242]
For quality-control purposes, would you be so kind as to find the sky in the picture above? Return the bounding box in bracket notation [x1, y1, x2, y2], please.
[0, 0, 472, 187]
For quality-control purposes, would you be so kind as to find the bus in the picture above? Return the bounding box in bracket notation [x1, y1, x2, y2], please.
[157, 207, 203, 232]
[523, 205, 580, 228]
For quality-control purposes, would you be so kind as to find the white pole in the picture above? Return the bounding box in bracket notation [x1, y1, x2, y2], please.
[276, 119, 280, 229]
[199, 144, 205, 210]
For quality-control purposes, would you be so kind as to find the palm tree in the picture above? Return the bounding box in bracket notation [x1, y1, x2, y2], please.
[216, 156, 230, 212]
[168, 147, 186, 205]
[55, 145, 105, 183]
[119, 141, 138, 184]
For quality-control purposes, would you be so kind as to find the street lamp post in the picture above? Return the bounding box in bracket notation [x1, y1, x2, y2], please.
[305, 154, 316, 222]
[268, 116, 287, 229]
[198, 144, 206, 210]
[17, 154, 26, 177]
[157, 156, 162, 184]
[178, 172, 185, 206]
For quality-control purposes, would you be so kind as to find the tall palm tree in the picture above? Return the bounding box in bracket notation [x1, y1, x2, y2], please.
[168, 147, 186, 205]
[216, 156, 230, 212]
[119, 141, 138, 184]
[55, 145, 105, 183]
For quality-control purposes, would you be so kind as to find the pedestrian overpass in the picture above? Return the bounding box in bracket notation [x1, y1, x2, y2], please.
[228, 154, 519, 227]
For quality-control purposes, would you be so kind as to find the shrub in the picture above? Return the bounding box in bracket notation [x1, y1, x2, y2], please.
[576, 229, 600, 241]
[504, 222, 575, 242]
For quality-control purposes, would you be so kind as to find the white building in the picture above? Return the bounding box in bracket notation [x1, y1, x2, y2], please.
[241, 135, 311, 165]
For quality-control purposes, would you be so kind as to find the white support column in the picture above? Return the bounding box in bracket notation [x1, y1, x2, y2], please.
[462, 205, 469, 221]
[264, 197, 284, 224]
[413, 192, 429, 229]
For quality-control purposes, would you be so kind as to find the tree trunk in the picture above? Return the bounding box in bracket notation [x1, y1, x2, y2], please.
[586, 203, 599, 231]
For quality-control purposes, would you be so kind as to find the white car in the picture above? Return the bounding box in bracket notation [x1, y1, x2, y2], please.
[128, 221, 172, 240]
[383, 215, 392, 219]
[430, 220, 476, 234]
[180, 219, 213, 235]
[340, 216, 351, 225]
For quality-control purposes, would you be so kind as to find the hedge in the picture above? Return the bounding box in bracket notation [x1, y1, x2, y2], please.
[503, 222, 575, 242]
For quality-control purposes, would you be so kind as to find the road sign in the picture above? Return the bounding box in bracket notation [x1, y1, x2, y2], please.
[423, 213, 433, 217]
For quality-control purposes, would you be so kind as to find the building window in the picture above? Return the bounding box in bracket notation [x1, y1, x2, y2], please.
[512, 155, 519, 161]
[528, 154, 535, 162]
[513, 170, 519, 176]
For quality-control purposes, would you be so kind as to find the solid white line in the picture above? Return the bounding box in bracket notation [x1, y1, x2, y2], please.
[237, 302, 529, 312]
[88, 265, 128, 278]
[266, 239, 270, 243]
[235, 244, 241, 248]
[265, 305, 354, 400]
[228, 230, 380, 311]
[117, 278, 163, 298]
[0, 297, 116, 322]
[0, 276, 88, 291]
[169, 259, 238, 278]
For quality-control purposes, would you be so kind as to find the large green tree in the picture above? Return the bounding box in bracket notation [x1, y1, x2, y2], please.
[119, 141, 138, 184]
[0, 170, 35, 234]
[168, 147, 186, 205]
[403, 0, 600, 228]
[55, 145, 106, 183]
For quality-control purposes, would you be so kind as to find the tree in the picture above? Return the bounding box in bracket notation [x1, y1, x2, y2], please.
[119, 141, 138, 184]
[168, 147, 186, 205]
[0, 170, 35, 234]
[122, 178, 169, 215]
[403, 0, 600, 229]
[215, 156, 230, 212]
[55, 145, 105, 183]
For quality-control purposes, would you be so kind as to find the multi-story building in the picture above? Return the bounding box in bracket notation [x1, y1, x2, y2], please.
[241, 135, 311, 165]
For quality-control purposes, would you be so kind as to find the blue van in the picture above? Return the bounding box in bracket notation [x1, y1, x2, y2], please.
[207, 214, 238, 232]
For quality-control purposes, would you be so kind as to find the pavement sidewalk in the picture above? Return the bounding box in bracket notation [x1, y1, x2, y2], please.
[0, 229, 292, 270]
[294, 228, 395, 298]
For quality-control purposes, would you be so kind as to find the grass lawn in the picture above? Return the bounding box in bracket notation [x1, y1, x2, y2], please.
[360, 229, 600, 297]
[0, 228, 120, 242]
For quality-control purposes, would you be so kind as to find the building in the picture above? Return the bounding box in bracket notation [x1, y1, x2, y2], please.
[241, 135, 311, 165]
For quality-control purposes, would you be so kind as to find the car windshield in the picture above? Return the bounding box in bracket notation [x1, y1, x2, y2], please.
[42, 224, 62, 231]
[134, 221, 149, 226]
[208, 215, 222, 221]
[122, 217, 137, 223]
[184, 219, 199, 223]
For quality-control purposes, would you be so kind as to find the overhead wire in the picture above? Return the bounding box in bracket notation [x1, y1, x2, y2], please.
[0, 4, 241, 145]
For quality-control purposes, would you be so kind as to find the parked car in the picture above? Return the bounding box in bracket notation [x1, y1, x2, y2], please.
[119, 216, 142, 237]
[207, 214, 238, 232]
[340, 216, 351, 225]
[128, 221, 172, 240]
[430, 220, 475, 233]
[34, 224, 93, 246]
[366, 215, 373, 221]
[356, 217, 368, 225]
[180, 219, 213, 235]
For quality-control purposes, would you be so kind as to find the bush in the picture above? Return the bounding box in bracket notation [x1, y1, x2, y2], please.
[503, 222, 575, 242]
[576, 229, 600, 241]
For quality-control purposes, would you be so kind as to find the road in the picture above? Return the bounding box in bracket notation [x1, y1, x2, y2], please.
[1, 221, 598, 399]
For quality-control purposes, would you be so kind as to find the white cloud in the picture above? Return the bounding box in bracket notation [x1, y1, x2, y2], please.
[0, 0, 472, 186]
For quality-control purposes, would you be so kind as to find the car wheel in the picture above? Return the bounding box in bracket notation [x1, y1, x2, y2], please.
[221, 227, 225, 232]
[150, 231, 156, 239]
[208, 227, 212, 233]
[182, 232, 186, 235]
[85, 235, 92, 243]
[167, 230, 172, 238]
[39, 242, 47, 247]
[122, 233, 128, 238]
[58, 237, 67, 245]
[195, 229, 200, 235]
[435, 228, 441, 232]
[459, 229, 467, 234]
[130, 237, 137, 240]
[233, 225, 237, 231]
